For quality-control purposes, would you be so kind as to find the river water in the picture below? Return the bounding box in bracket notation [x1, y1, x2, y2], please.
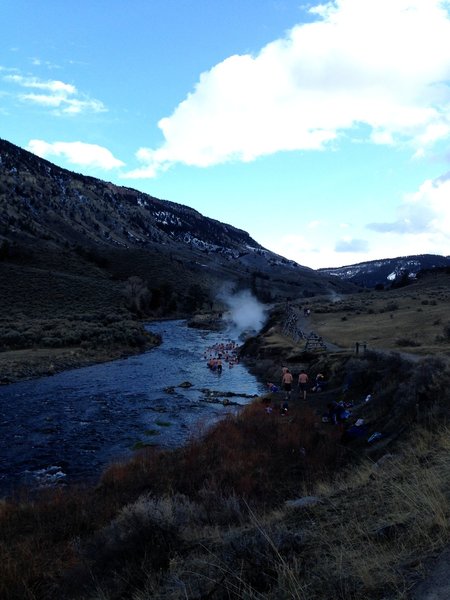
[0, 320, 265, 495]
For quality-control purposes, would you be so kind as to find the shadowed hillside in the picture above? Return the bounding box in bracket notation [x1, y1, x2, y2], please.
[0, 137, 356, 310]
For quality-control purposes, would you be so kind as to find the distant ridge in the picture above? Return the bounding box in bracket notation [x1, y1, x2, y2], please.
[319, 254, 450, 288]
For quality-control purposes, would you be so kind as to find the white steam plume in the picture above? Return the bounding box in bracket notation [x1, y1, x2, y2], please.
[219, 289, 267, 336]
[329, 291, 342, 303]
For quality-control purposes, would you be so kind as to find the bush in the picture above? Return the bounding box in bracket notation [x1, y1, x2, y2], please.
[386, 301, 399, 311]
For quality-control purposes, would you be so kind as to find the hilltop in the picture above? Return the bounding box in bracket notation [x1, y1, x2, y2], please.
[319, 254, 450, 288]
[0, 137, 353, 305]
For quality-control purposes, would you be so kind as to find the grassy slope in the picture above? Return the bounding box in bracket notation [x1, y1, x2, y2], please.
[308, 273, 450, 355]
[1, 273, 450, 599]
[0, 258, 159, 382]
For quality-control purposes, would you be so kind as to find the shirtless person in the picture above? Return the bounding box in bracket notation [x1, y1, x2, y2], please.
[298, 370, 309, 400]
[282, 368, 294, 401]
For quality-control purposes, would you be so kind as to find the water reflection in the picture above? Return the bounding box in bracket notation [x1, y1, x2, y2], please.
[0, 320, 264, 494]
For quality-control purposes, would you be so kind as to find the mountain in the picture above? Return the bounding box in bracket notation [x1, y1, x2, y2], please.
[318, 254, 450, 288]
[0, 138, 355, 314]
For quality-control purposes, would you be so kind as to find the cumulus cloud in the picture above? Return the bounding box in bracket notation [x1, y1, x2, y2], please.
[4, 73, 106, 115]
[368, 175, 450, 237]
[27, 140, 125, 170]
[124, 0, 450, 178]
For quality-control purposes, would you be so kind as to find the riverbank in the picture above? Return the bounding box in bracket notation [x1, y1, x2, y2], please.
[0, 312, 222, 386]
[0, 319, 162, 385]
[0, 339, 159, 385]
[2, 306, 450, 599]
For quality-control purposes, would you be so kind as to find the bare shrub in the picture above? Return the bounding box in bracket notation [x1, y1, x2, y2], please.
[123, 276, 150, 315]
[79, 496, 182, 598]
[385, 301, 399, 311]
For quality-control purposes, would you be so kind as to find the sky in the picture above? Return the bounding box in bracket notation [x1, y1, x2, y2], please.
[1, 0, 450, 269]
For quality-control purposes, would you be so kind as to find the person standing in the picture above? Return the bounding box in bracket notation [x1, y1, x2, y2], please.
[298, 370, 309, 400]
[282, 368, 294, 401]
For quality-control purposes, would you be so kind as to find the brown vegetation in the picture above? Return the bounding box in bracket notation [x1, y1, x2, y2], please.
[309, 272, 450, 355]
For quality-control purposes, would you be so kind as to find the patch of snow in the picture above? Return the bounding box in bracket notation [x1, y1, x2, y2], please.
[153, 210, 182, 227]
[137, 197, 148, 208]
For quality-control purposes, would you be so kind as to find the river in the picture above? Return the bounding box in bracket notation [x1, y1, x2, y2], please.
[0, 320, 265, 495]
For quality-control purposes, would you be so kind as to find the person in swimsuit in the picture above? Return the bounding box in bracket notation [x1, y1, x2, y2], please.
[282, 369, 294, 400]
[298, 370, 309, 400]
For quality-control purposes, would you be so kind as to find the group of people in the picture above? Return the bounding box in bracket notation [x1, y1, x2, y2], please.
[279, 367, 326, 401]
[263, 367, 328, 416]
[279, 368, 306, 401]
[205, 340, 239, 373]
[265, 362, 376, 445]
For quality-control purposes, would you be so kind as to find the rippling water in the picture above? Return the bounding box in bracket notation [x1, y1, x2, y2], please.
[0, 320, 265, 495]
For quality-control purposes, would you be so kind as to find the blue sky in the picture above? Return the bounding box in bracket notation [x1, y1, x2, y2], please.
[1, 0, 450, 268]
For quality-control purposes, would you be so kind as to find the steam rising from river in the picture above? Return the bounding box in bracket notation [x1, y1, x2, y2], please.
[329, 291, 342, 303]
[219, 289, 267, 337]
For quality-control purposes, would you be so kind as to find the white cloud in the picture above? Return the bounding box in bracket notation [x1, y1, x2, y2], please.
[335, 238, 369, 252]
[264, 192, 449, 267]
[368, 174, 450, 237]
[30, 58, 59, 69]
[27, 140, 125, 170]
[5, 74, 76, 94]
[4, 73, 106, 115]
[260, 232, 311, 254]
[126, 0, 450, 178]
[307, 220, 321, 229]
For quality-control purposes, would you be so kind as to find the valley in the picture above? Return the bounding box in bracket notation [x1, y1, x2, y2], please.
[1, 138, 450, 600]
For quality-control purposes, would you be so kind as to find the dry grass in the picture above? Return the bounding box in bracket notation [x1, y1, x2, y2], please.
[308, 275, 450, 355]
[273, 426, 450, 599]
[100, 400, 346, 502]
[86, 425, 450, 600]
